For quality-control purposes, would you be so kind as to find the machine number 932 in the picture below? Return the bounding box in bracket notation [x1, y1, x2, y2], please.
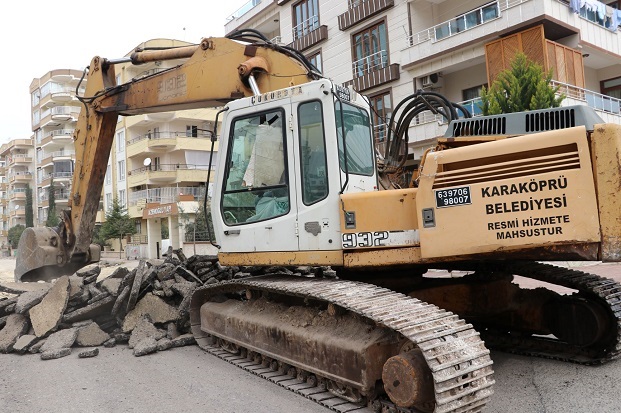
[435, 186, 472, 208]
[342, 231, 389, 249]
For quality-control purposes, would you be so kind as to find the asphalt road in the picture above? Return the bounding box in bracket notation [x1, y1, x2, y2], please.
[2, 259, 620, 412]
[1, 344, 620, 413]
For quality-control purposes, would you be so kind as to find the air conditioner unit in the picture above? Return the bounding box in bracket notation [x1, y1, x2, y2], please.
[421, 72, 442, 88]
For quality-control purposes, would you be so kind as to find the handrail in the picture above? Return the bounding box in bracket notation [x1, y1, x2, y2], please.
[408, 0, 531, 46]
[292, 15, 320, 40]
[127, 130, 212, 146]
[352, 49, 388, 75]
[129, 163, 212, 175]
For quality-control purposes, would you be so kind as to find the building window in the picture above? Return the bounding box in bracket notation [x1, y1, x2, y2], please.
[105, 193, 112, 211]
[186, 125, 198, 137]
[293, 0, 319, 40]
[118, 189, 126, 208]
[118, 160, 126, 181]
[307, 50, 322, 74]
[601, 76, 621, 99]
[117, 130, 125, 152]
[105, 165, 111, 185]
[368, 91, 392, 144]
[462, 85, 486, 116]
[352, 20, 388, 78]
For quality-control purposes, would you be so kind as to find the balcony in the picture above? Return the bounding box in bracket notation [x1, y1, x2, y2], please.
[289, 16, 328, 52]
[403, 0, 621, 71]
[9, 171, 33, 183]
[10, 209, 25, 217]
[39, 171, 73, 187]
[40, 129, 75, 147]
[128, 164, 210, 187]
[344, 50, 400, 92]
[8, 155, 32, 165]
[9, 189, 27, 200]
[128, 186, 206, 207]
[38, 190, 70, 207]
[338, 0, 394, 31]
[126, 130, 215, 158]
[38, 150, 75, 167]
[225, 0, 270, 34]
[50, 106, 80, 122]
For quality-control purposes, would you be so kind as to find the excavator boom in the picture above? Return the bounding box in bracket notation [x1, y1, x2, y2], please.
[15, 36, 316, 282]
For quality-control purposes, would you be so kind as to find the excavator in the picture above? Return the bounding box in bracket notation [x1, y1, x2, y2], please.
[14, 30, 621, 412]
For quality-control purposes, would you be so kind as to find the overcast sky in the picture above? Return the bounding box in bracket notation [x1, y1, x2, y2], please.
[0, 0, 250, 144]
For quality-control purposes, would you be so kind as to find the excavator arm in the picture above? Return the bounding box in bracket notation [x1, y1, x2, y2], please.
[15, 36, 317, 282]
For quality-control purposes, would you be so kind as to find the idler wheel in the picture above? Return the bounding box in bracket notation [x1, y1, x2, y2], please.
[382, 348, 434, 410]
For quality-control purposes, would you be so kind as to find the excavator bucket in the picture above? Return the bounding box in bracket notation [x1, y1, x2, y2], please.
[14, 227, 100, 283]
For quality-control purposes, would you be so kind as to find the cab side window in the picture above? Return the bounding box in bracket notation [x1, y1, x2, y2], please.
[299, 101, 328, 205]
[221, 109, 289, 225]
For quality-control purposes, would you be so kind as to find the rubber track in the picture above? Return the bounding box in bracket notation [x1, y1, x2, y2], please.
[481, 261, 621, 364]
[192, 276, 495, 413]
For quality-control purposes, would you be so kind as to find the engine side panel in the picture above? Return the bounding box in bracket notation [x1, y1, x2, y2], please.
[417, 126, 601, 259]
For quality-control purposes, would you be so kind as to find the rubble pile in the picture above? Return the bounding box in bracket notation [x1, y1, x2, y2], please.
[0, 249, 337, 360]
[0, 253, 211, 358]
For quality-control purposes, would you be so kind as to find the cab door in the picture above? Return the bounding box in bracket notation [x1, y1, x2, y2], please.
[215, 101, 299, 253]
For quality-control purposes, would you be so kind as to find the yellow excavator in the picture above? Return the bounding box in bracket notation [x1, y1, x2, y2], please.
[15, 30, 621, 412]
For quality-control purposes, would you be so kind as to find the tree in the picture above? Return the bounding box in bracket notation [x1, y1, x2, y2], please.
[184, 204, 214, 243]
[8, 224, 25, 249]
[46, 179, 61, 227]
[480, 52, 565, 115]
[25, 184, 34, 228]
[99, 198, 136, 258]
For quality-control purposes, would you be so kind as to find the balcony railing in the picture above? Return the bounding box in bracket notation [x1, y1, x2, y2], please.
[38, 171, 73, 184]
[409, 0, 530, 46]
[129, 163, 211, 176]
[127, 130, 212, 146]
[560, 0, 621, 32]
[292, 15, 320, 41]
[44, 129, 75, 140]
[39, 190, 71, 202]
[128, 186, 206, 206]
[551, 80, 621, 116]
[352, 50, 388, 76]
[411, 82, 621, 129]
[226, 0, 260, 20]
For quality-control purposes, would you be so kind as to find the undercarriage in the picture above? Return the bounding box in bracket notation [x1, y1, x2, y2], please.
[189, 261, 621, 412]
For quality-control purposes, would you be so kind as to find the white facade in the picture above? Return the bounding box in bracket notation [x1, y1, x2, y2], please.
[226, 0, 621, 162]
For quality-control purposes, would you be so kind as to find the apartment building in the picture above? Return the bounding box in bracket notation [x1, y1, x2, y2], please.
[111, 39, 221, 259]
[225, 0, 621, 165]
[30, 69, 84, 226]
[0, 138, 36, 249]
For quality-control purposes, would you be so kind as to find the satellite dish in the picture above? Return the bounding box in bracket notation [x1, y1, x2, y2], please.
[143, 158, 152, 167]
[14, 205, 20, 210]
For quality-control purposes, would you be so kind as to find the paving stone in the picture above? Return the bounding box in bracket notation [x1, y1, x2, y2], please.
[156, 337, 173, 351]
[0, 313, 30, 353]
[40, 328, 78, 353]
[122, 293, 180, 333]
[29, 339, 46, 354]
[171, 333, 196, 348]
[41, 348, 72, 360]
[133, 337, 158, 356]
[78, 347, 99, 358]
[67, 276, 84, 300]
[76, 322, 110, 347]
[127, 261, 147, 313]
[128, 316, 166, 348]
[14, 287, 51, 314]
[12, 335, 38, 354]
[62, 295, 115, 323]
[29, 276, 71, 337]
[112, 285, 130, 316]
[101, 278, 122, 296]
